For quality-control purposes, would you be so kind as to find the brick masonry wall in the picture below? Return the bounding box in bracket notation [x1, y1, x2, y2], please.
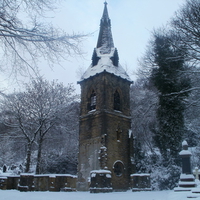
[78, 72, 133, 191]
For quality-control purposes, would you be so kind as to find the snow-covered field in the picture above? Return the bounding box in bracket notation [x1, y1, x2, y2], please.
[1, 190, 199, 200]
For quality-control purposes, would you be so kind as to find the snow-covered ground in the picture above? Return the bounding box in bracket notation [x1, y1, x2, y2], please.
[1, 190, 199, 200]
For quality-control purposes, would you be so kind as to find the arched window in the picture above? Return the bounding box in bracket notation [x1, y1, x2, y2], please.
[90, 90, 96, 110]
[114, 90, 120, 111]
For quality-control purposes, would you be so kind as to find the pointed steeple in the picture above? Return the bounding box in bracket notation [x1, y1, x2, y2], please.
[78, 2, 132, 84]
[96, 2, 114, 54]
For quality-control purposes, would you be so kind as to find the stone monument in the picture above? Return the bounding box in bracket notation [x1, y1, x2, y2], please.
[174, 140, 196, 191]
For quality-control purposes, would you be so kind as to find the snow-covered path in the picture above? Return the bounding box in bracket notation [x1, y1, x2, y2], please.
[0, 190, 196, 200]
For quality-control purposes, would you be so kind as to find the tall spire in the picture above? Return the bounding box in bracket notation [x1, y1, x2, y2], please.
[78, 1, 132, 83]
[96, 2, 114, 54]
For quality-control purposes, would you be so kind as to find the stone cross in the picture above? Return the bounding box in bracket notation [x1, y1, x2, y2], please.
[193, 167, 200, 180]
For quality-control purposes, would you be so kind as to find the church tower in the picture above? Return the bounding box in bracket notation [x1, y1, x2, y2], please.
[77, 2, 133, 191]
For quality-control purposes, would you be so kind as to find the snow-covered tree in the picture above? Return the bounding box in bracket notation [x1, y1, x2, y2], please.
[130, 79, 158, 172]
[1, 77, 77, 173]
[41, 101, 80, 174]
[132, 80, 158, 149]
[150, 34, 191, 164]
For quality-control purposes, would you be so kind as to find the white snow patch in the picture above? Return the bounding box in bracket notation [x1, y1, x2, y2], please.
[128, 129, 132, 138]
[179, 181, 196, 185]
[90, 170, 111, 174]
[112, 160, 124, 168]
[106, 174, 111, 178]
[179, 150, 192, 156]
[180, 174, 194, 179]
[131, 173, 150, 177]
[79, 47, 132, 82]
[182, 140, 188, 146]
[0, 190, 192, 200]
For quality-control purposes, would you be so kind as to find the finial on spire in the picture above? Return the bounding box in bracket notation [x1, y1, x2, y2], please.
[102, 1, 109, 20]
[96, 1, 114, 53]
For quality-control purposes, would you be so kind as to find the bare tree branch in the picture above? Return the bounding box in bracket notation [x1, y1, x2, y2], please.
[0, 0, 87, 76]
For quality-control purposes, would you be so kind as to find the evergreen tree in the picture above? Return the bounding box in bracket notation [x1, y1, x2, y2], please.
[151, 34, 190, 165]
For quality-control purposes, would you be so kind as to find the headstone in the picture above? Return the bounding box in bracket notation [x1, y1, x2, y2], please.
[10, 165, 16, 170]
[179, 140, 192, 174]
[174, 141, 196, 192]
[19, 164, 23, 173]
[3, 165, 7, 173]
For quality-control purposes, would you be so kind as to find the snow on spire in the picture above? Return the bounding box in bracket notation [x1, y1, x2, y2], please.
[96, 1, 114, 54]
[78, 2, 132, 84]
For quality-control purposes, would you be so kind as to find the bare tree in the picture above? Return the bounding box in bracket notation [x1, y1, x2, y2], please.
[0, 0, 86, 76]
[171, 0, 200, 65]
[2, 77, 77, 173]
[130, 79, 158, 154]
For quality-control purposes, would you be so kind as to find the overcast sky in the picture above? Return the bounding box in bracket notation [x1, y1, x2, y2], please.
[2, 0, 187, 94]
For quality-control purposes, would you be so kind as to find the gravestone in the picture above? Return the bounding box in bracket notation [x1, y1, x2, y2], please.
[179, 140, 192, 174]
[174, 141, 196, 192]
[3, 165, 7, 173]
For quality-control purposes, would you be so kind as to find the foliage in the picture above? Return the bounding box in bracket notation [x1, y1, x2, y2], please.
[1, 77, 78, 173]
[150, 34, 191, 164]
[130, 79, 158, 172]
[134, 0, 200, 189]
[43, 153, 77, 175]
[151, 161, 181, 190]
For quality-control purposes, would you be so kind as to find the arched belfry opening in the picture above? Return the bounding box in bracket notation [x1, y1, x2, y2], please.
[77, 2, 133, 191]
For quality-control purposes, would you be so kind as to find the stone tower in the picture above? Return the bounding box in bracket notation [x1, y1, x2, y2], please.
[77, 2, 133, 191]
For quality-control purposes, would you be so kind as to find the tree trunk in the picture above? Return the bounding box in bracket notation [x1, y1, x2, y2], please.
[25, 142, 32, 173]
[35, 138, 43, 174]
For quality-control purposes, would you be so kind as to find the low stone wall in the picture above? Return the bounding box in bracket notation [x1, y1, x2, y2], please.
[0, 174, 77, 192]
[0, 177, 7, 190]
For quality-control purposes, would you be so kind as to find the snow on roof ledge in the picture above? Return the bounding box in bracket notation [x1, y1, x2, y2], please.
[90, 170, 111, 174]
[79, 47, 132, 83]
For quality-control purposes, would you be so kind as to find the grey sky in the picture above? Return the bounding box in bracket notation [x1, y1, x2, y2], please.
[1, 0, 186, 94]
